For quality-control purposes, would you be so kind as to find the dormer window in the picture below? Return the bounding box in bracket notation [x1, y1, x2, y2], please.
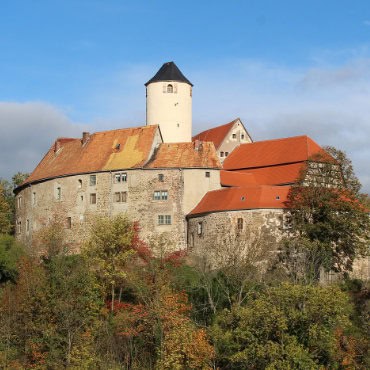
[167, 84, 173, 93]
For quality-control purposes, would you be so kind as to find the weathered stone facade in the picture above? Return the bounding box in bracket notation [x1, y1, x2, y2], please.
[187, 209, 285, 268]
[16, 168, 220, 250]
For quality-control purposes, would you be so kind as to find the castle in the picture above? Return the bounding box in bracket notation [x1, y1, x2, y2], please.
[13, 62, 369, 278]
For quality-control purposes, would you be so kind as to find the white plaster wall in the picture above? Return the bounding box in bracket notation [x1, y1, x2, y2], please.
[146, 81, 192, 143]
[218, 120, 252, 162]
[182, 169, 221, 214]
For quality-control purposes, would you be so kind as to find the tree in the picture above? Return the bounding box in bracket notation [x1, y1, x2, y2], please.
[0, 235, 24, 284]
[82, 214, 138, 312]
[0, 172, 29, 236]
[0, 184, 11, 235]
[212, 283, 357, 369]
[283, 148, 370, 279]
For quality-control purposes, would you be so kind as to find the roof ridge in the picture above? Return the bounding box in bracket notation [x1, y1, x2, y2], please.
[92, 124, 157, 135]
[249, 134, 308, 145]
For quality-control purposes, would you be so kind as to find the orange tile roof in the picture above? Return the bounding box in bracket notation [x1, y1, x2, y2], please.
[220, 170, 258, 187]
[238, 163, 305, 185]
[192, 119, 238, 149]
[223, 135, 329, 170]
[145, 141, 221, 168]
[24, 125, 159, 186]
[188, 185, 290, 216]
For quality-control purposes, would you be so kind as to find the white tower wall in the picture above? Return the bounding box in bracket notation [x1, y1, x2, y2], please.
[146, 81, 192, 143]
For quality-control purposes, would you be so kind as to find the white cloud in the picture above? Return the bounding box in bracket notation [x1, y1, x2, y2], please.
[190, 58, 370, 194]
[0, 102, 89, 180]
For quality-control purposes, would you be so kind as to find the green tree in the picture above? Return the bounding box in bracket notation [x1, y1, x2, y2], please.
[82, 214, 137, 312]
[0, 235, 24, 284]
[212, 283, 356, 369]
[0, 172, 29, 235]
[0, 184, 11, 235]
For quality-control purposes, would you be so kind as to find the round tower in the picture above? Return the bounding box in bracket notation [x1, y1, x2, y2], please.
[145, 61, 193, 143]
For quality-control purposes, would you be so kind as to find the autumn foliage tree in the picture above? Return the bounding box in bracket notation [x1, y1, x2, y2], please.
[282, 147, 370, 280]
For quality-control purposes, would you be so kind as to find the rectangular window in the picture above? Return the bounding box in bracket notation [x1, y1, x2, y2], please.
[26, 219, 30, 232]
[205, 171, 210, 178]
[114, 191, 127, 203]
[90, 193, 97, 204]
[158, 215, 171, 225]
[56, 187, 61, 200]
[237, 218, 243, 230]
[17, 196, 22, 209]
[153, 191, 168, 200]
[90, 175, 96, 186]
[66, 217, 72, 229]
[232, 133, 237, 139]
[220, 152, 224, 157]
[32, 192, 36, 205]
[225, 152, 229, 157]
[241, 134, 245, 140]
[78, 179, 82, 188]
[114, 172, 127, 183]
[197, 222, 203, 236]
[17, 220, 21, 234]
[158, 173, 164, 182]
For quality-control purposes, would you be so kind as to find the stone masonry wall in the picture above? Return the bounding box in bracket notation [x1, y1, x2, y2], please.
[15, 168, 220, 252]
[187, 209, 285, 268]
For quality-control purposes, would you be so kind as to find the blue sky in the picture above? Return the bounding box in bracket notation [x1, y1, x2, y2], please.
[1, 0, 370, 192]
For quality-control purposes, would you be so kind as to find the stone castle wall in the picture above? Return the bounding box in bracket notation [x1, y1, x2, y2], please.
[187, 209, 285, 268]
[15, 168, 220, 251]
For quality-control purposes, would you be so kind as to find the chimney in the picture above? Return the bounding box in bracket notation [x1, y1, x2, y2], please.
[194, 139, 203, 151]
[54, 139, 61, 153]
[82, 132, 90, 145]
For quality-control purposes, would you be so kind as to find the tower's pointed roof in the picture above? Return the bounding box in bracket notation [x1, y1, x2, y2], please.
[145, 61, 193, 86]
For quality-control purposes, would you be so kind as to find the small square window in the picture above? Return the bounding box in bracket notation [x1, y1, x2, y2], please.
[114, 191, 127, 203]
[114, 172, 127, 183]
[158, 215, 171, 225]
[225, 152, 229, 157]
[220, 152, 224, 157]
[90, 175, 96, 186]
[232, 133, 236, 139]
[158, 174, 164, 182]
[241, 134, 245, 140]
[205, 171, 210, 178]
[90, 193, 97, 204]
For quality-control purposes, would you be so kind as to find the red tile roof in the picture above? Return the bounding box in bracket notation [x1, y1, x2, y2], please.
[188, 185, 290, 216]
[192, 119, 238, 149]
[220, 170, 258, 187]
[24, 125, 159, 186]
[223, 135, 329, 170]
[145, 142, 221, 169]
[238, 163, 305, 186]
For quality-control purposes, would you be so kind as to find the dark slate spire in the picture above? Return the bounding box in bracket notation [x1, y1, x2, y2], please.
[145, 61, 193, 86]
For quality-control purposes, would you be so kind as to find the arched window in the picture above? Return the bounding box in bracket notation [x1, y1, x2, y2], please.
[167, 84, 173, 93]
